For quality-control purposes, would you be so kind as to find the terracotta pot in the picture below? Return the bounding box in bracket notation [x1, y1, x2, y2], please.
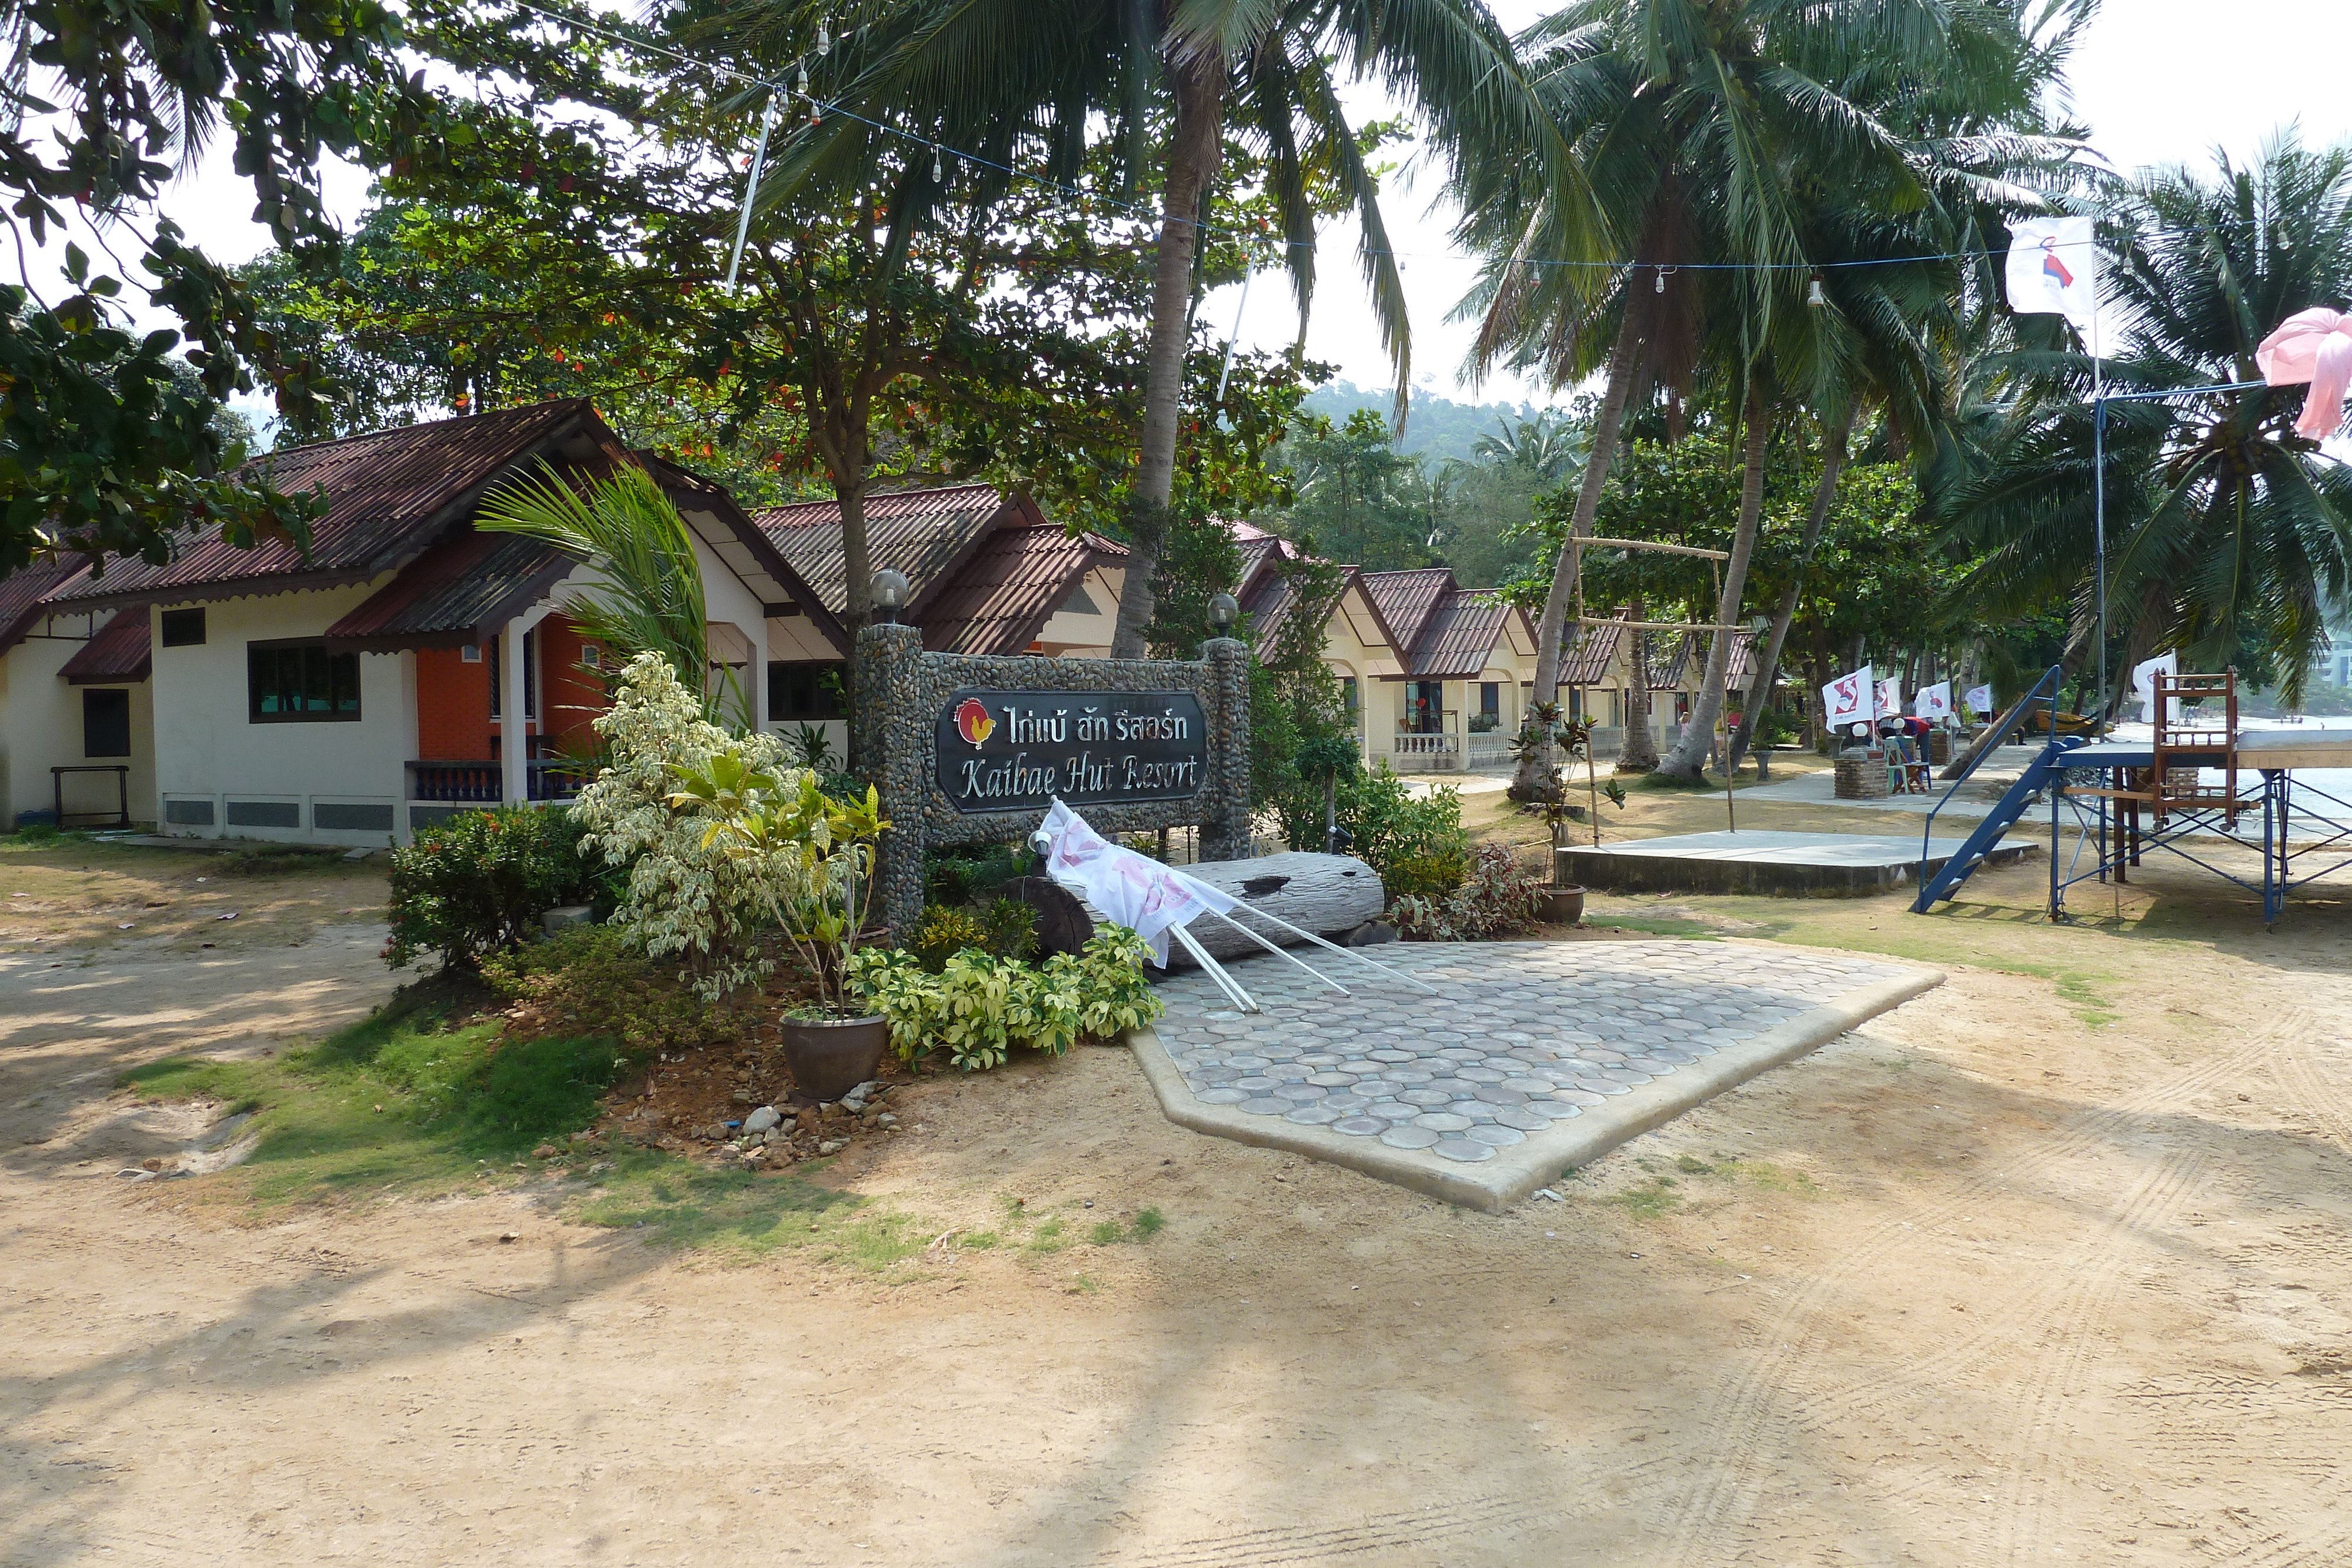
[778, 1012, 890, 1103]
[1540, 885, 1586, 926]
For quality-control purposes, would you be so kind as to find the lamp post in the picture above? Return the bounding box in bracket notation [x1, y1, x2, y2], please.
[871, 569, 910, 626]
[1208, 593, 1238, 635]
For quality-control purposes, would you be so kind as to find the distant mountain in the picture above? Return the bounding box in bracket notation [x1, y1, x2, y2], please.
[1299, 380, 1553, 468]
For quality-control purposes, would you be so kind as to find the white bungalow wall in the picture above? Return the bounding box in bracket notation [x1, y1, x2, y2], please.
[1033, 563, 1124, 657]
[149, 583, 409, 845]
[1, 611, 155, 828]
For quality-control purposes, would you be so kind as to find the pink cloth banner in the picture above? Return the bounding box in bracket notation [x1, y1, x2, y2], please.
[2257, 307, 2352, 439]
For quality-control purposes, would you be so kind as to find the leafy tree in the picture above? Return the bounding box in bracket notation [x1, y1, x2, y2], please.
[0, 0, 452, 571]
[751, 0, 1584, 663]
[1273, 409, 1445, 571]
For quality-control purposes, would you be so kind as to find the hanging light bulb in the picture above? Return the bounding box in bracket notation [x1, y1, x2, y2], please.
[1806, 275, 1827, 307]
[931, 146, 944, 183]
[1654, 267, 1668, 295]
[796, 60, 807, 96]
[816, 22, 831, 55]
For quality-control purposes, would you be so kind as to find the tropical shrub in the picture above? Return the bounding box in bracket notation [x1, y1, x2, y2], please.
[1274, 760, 1469, 894]
[847, 926, 1163, 1072]
[480, 925, 744, 1056]
[908, 898, 1038, 972]
[385, 804, 595, 971]
[924, 840, 1030, 906]
[674, 757, 887, 1017]
[569, 652, 806, 997]
[1391, 843, 1545, 941]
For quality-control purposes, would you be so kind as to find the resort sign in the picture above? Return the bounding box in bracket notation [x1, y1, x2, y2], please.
[934, 688, 1208, 812]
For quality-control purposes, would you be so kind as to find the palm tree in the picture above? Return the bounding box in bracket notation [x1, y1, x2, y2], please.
[1469, 411, 1585, 483]
[728, 0, 1588, 656]
[1942, 132, 2352, 708]
[1457, 0, 2074, 795]
[477, 460, 748, 725]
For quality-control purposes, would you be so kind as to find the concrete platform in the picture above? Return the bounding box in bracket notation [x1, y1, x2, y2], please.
[1558, 828, 2037, 895]
[1131, 940, 1941, 1212]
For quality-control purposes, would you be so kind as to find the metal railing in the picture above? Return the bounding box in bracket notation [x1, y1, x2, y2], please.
[1917, 664, 2062, 898]
[406, 757, 596, 804]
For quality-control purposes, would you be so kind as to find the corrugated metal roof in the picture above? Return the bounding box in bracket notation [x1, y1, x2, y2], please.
[751, 484, 1009, 617]
[1359, 569, 1454, 655]
[919, 521, 1122, 655]
[57, 611, 152, 684]
[1561, 617, 1622, 686]
[1241, 569, 1297, 645]
[1642, 632, 1692, 690]
[322, 528, 579, 651]
[0, 560, 81, 653]
[43, 400, 605, 610]
[1408, 589, 1513, 679]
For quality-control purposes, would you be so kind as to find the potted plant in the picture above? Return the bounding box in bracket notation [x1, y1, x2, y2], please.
[672, 755, 893, 1102]
[1516, 706, 1625, 925]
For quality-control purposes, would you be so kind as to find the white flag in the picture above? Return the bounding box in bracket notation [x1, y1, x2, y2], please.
[1035, 798, 1234, 967]
[2006, 217, 2098, 334]
[1876, 676, 1903, 721]
[1822, 664, 1873, 726]
[2132, 650, 2179, 723]
[1916, 681, 1953, 721]
[1963, 683, 1994, 717]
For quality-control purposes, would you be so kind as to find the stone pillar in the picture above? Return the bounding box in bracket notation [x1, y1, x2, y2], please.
[857, 621, 928, 938]
[499, 619, 529, 807]
[1197, 636, 1253, 861]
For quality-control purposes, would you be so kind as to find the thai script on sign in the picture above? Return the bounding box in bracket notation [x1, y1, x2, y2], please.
[934, 688, 1208, 813]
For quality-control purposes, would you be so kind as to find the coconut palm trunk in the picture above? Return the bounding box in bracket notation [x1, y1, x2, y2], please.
[1109, 44, 1226, 659]
[1618, 602, 1660, 772]
[1727, 404, 1855, 771]
[1656, 385, 1770, 781]
[1508, 305, 1647, 799]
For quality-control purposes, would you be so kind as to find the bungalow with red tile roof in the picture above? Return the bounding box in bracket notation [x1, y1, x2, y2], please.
[1, 411, 1137, 838]
[1227, 523, 1542, 774]
[0, 400, 826, 841]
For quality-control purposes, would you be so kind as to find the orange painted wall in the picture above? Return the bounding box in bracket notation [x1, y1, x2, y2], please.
[413, 617, 609, 763]
[537, 617, 609, 753]
[416, 647, 494, 761]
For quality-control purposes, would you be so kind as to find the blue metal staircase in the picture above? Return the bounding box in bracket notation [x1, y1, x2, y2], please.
[1909, 664, 2069, 914]
[1910, 735, 2082, 911]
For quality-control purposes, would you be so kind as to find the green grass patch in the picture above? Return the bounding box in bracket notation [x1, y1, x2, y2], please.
[121, 987, 639, 1206]
[1131, 1206, 1165, 1239]
[1585, 914, 1723, 939]
[1610, 1175, 1681, 1218]
[571, 1154, 928, 1266]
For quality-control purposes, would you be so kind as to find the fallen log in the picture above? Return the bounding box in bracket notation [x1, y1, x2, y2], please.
[1004, 852, 1387, 968]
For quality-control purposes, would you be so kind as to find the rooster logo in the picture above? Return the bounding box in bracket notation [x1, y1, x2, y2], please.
[955, 697, 995, 748]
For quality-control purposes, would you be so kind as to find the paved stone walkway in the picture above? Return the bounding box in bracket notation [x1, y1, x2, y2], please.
[1135, 940, 1937, 1206]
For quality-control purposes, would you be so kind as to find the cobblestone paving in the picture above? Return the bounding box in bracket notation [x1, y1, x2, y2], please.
[1149, 940, 1910, 1165]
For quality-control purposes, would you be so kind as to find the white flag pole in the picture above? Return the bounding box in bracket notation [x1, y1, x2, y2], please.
[2088, 232, 2109, 738]
[724, 95, 780, 293]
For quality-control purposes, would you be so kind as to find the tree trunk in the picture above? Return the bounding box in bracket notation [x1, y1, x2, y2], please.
[1617, 598, 1659, 772]
[1108, 45, 1226, 660]
[1656, 385, 1771, 781]
[1727, 404, 1855, 770]
[1509, 302, 1647, 800]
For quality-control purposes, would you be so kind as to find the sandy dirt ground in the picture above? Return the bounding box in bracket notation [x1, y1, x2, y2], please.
[5, 796, 2352, 1567]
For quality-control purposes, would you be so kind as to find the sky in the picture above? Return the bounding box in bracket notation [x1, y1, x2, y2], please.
[20, 0, 2352, 416]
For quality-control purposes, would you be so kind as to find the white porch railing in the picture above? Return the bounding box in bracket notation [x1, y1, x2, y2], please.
[1391, 733, 1459, 757]
[1466, 735, 1514, 770]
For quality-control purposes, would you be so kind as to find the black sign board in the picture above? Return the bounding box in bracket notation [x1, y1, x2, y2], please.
[934, 688, 1208, 813]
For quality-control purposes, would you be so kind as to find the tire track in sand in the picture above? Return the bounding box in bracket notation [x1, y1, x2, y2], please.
[1654, 1005, 2316, 1567]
